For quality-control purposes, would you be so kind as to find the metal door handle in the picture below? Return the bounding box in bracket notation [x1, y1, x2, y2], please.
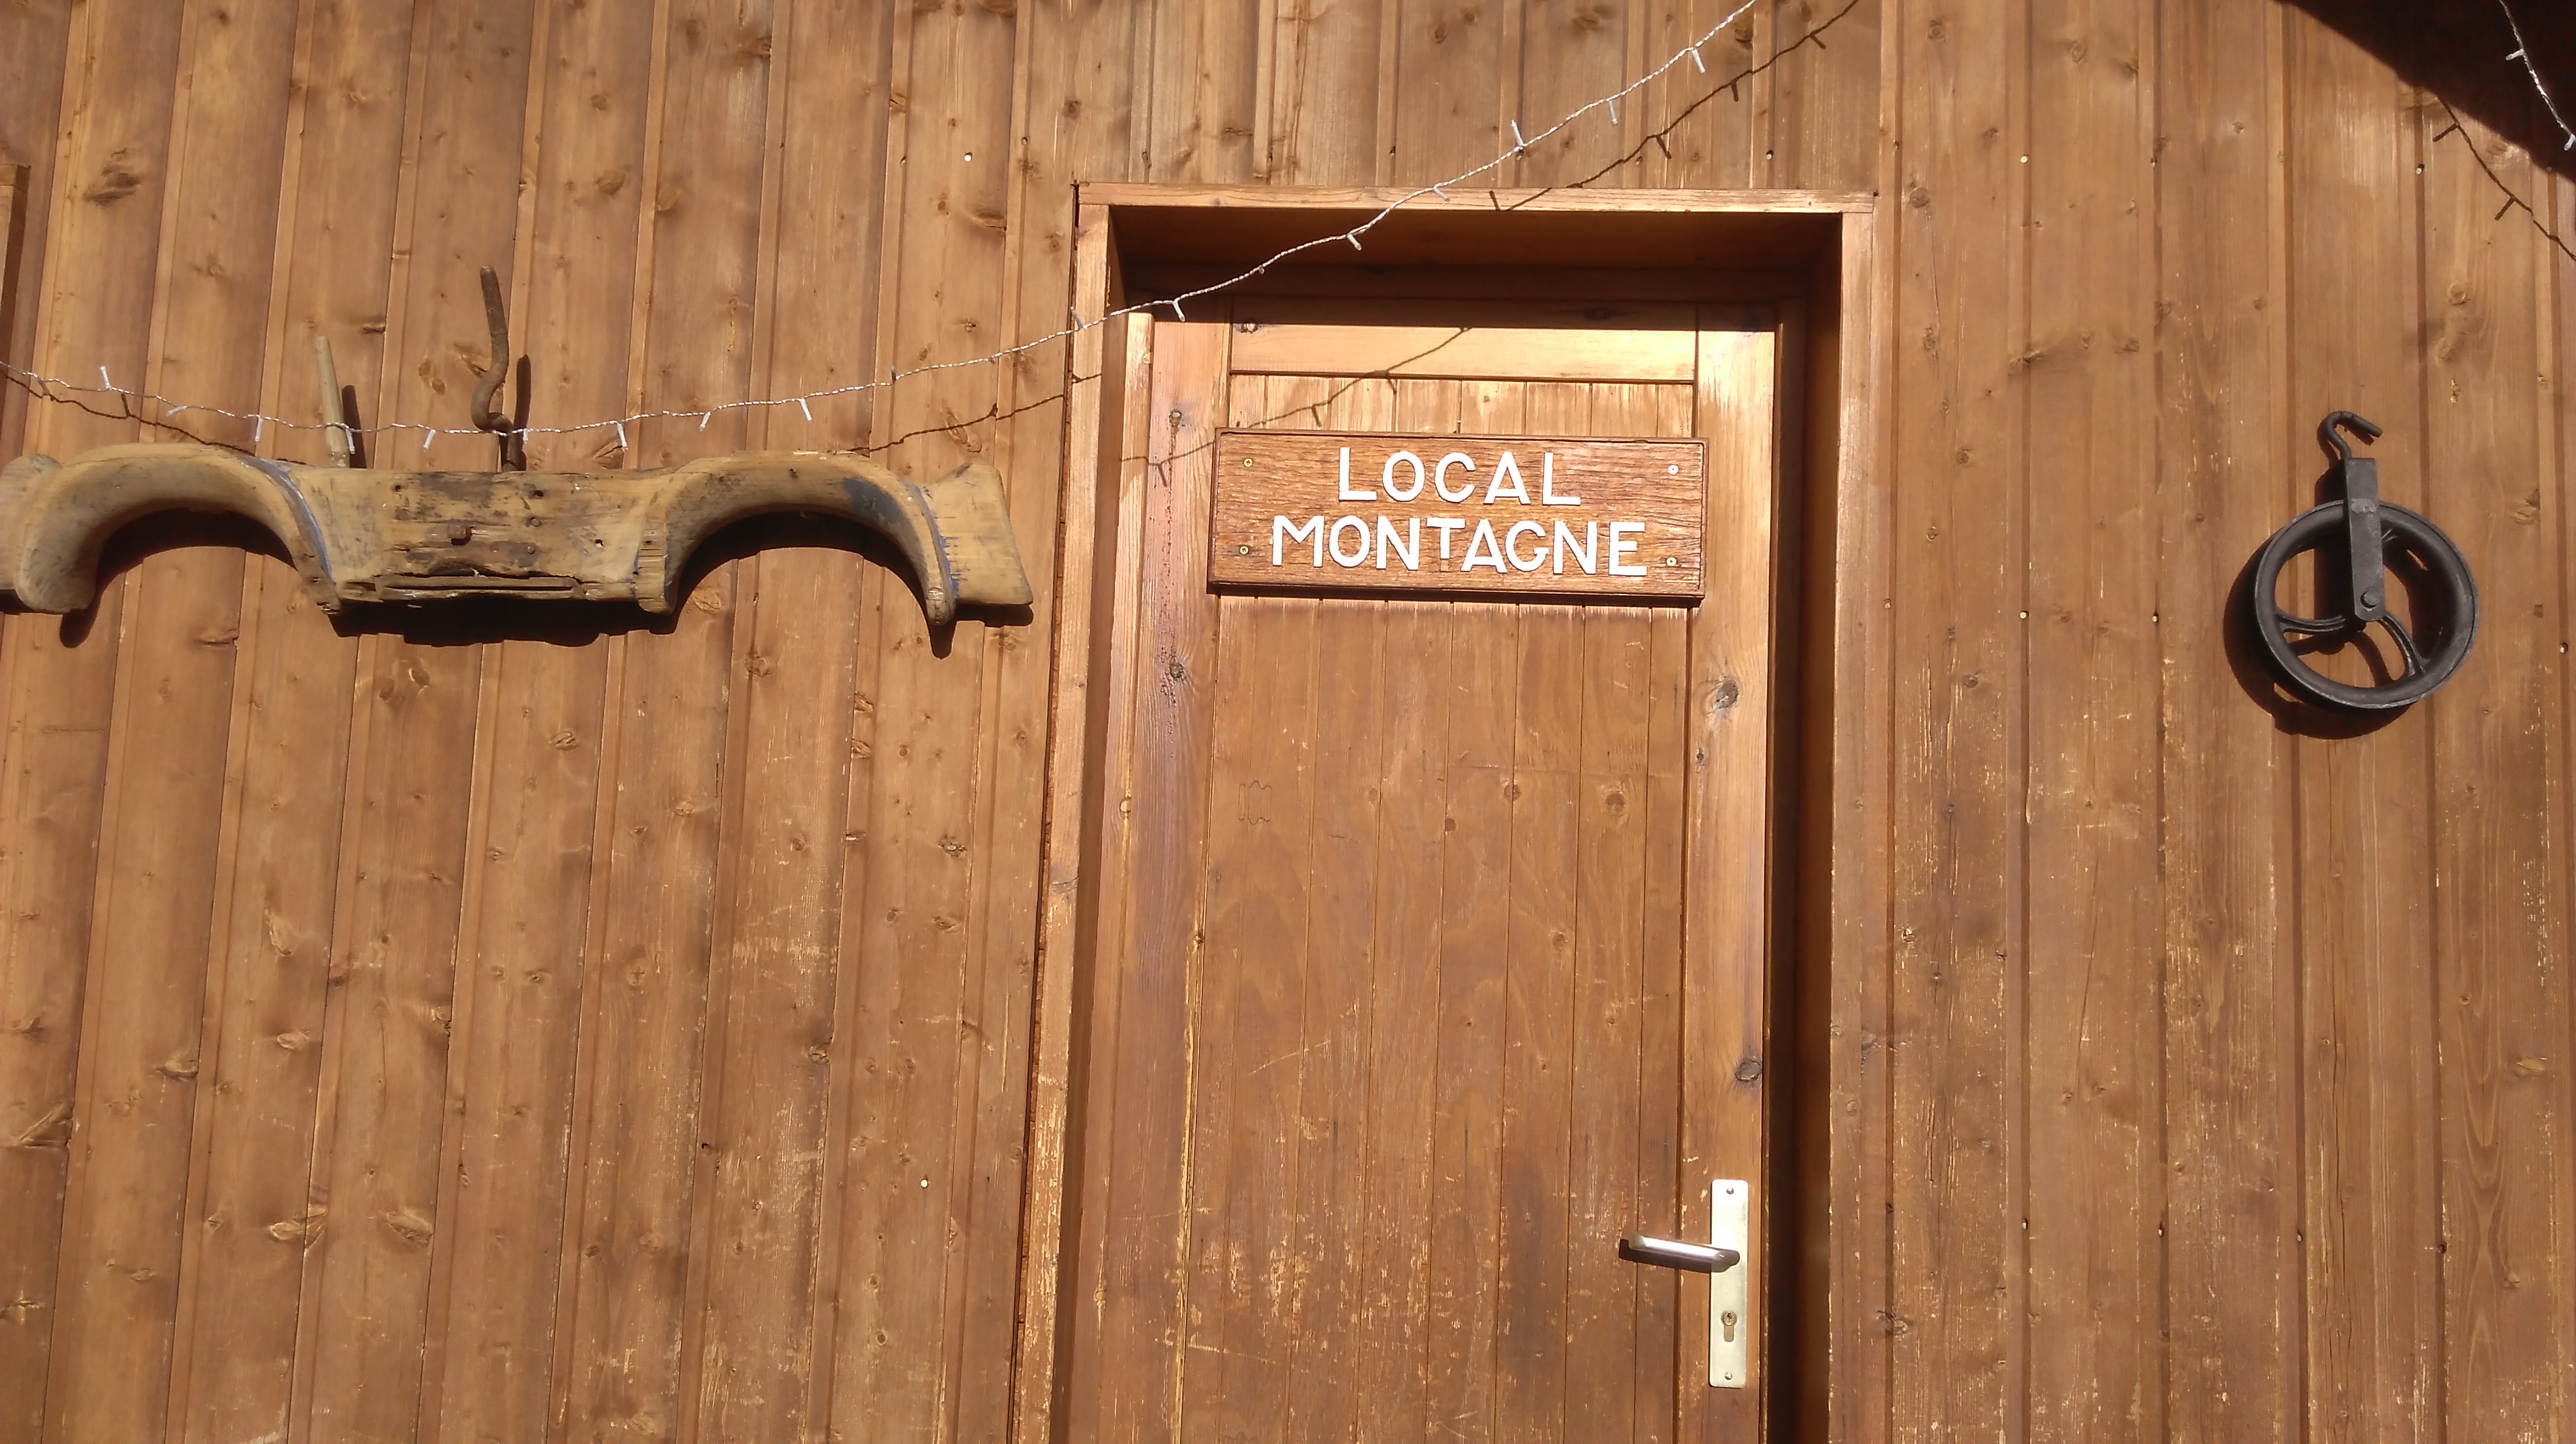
[1613, 1179, 1751, 1389]
[1617, 1234, 1740, 1273]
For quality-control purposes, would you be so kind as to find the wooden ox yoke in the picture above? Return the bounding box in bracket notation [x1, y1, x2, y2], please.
[0, 443, 1032, 624]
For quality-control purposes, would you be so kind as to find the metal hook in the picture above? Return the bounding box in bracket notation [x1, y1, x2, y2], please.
[2317, 409, 2383, 464]
[470, 266, 527, 471]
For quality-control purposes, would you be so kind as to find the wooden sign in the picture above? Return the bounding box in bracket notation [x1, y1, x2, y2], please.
[1208, 431, 1706, 599]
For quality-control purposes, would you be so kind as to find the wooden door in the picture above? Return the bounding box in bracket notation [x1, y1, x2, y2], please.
[1059, 299, 1780, 1443]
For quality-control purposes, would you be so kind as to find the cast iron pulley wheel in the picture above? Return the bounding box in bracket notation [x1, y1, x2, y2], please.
[2250, 496, 2477, 712]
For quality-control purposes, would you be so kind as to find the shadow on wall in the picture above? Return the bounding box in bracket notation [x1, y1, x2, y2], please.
[2296, 0, 2575, 181]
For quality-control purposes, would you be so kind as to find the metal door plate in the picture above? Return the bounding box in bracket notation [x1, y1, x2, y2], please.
[1709, 1179, 1750, 1389]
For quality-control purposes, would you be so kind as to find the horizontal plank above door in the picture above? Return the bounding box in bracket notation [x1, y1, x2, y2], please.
[1228, 322, 1697, 381]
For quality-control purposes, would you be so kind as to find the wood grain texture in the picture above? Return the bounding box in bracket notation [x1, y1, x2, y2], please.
[2422, 96, 2571, 1444]
[2156, 2, 2302, 1440]
[2282, 16, 2439, 1440]
[2019, 0, 2161, 1435]
[12, 7, 2576, 1444]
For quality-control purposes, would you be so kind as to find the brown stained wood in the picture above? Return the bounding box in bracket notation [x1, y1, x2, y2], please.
[424, 639, 609, 1444]
[1208, 428, 1706, 597]
[1491, 392, 1583, 1444]
[1383, 0, 1506, 184]
[1189, 588, 1321, 1444]
[1887, 3, 2022, 1443]
[2421, 102, 2571, 1443]
[1769, 0, 1884, 195]
[1623, 1, 1745, 193]
[160, 0, 385, 1436]
[2281, 18, 2439, 1440]
[1423, 379, 1522, 1444]
[1078, 318, 1228, 1444]
[2019, 0, 2161, 1434]
[687, 546, 856, 1444]
[1503, 0, 1623, 187]
[1260, 0, 1383, 185]
[1012, 223, 1134, 1444]
[1564, 594, 1654, 1444]
[41, 541, 244, 1444]
[1279, 377, 1386, 1444]
[162, 564, 357, 1444]
[1679, 324, 1782, 1431]
[821, 1, 1025, 1439]
[1054, 313, 1161, 1444]
[296, 638, 484, 1444]
[2157, 1, 2300, 1439]
[0, 0, 184, 1435]
[549, 586, 735, 1444]
[371, 0, 534, 472]
[517, 0, 657, 471]
[1231, 321, 1700, 382]
[1342, 377, 1458, 1444]
[0, 0, 77, 462]
[1146, 0, 1260, 185]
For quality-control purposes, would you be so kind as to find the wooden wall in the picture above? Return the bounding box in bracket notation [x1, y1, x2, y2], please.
[0, 1, 2569, 1441]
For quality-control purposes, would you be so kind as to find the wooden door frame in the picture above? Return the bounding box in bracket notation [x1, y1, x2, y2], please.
[1012, 185, 1889, 1444]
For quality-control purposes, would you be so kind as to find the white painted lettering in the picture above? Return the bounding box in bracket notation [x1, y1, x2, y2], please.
[1462, 519, 1508, 572]
[1382, 451, 1426, 501]
[1428, 516, 1467, 559]
[1337, 446, 1375, 501]
[1329, 515, 1372, 567]
[1554, 520, 1598, 574]
[1505, 520, 1548, 572]
[1484, 451, 1530, 505]
[1275, 513, 1325, 566]
[1434, 452, 1478, 502]
[1378, 515, 1420, 570]
[1540, 451, 1581, 505]
[1608, 521, 1648, 576]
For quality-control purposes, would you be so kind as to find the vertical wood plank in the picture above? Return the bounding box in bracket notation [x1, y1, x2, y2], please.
[1493, 387, 1586, 1444]
[1145, 0, 1260, 184]
[1884, 0, 2024, 1435]
[1768, 0, 1884, 193]
[1511, 0, 1631, 185]
[2020, 0, 2161, 1435]
[1074, 318, 1226, 1444]
[2423, 101, 2572, 1444]
[0, 35, 181, 1425]
[1384, 0, 1508, 183]
[165, 0, 406, 1434]
[2281, 16, 2441, 1441]
[0, 0, 73, 460]
[1055, 312, 1160, 1444]
[38, 1, 282, 1439]
[1261, 0, 1385, 185]
[1681, 329, 1780, 1439]
[1423, 380, 1522, 1444]
[2156, 1, 2302, 1439]
[516, 0, 657, 471]
[1350, 378, 1462, 1444]
[424, 639, 610, 1444]
[294, 1, 531, 1435]
[1007, 2, 1147, 1422]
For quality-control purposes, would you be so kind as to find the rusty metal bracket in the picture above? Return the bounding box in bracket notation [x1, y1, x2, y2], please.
[470, 266, 527, 471]
[0, 442, 1032, 624]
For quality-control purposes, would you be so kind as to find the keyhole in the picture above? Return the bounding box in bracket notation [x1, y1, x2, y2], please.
[1720, 1310, 1739, 1343]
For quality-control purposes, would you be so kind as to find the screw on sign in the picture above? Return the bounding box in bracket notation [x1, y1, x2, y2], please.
[2248, 411, 2478, 713]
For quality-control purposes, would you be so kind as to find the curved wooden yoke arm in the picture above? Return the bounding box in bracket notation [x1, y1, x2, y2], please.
[0, 443, 1033, 624]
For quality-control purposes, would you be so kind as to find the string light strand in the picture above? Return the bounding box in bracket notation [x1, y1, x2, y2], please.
[2495, 0, 2575, 152]
[2, 0, 1764, 455]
